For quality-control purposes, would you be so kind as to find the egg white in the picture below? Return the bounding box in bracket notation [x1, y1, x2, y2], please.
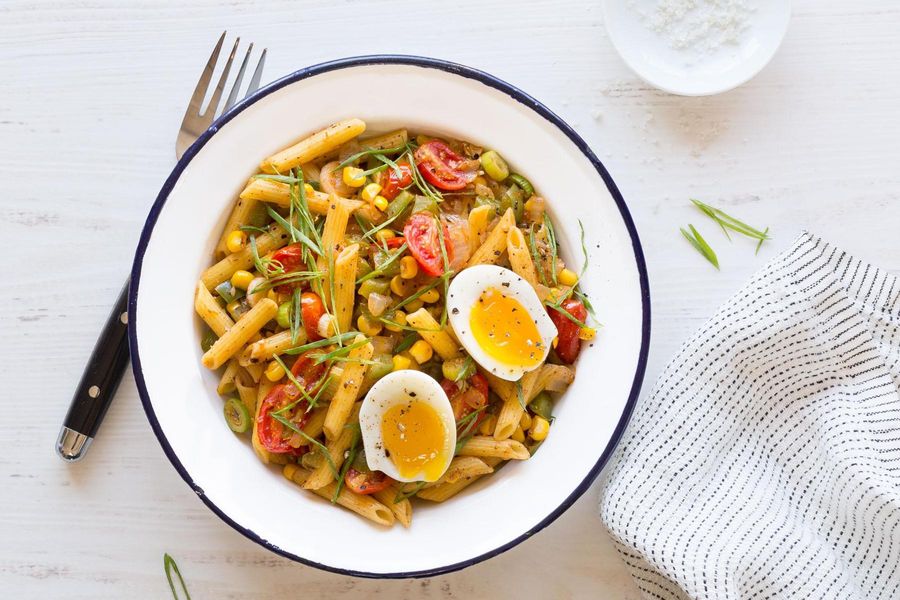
[447, 265, 558, 381]
[359, 370, 456, 483]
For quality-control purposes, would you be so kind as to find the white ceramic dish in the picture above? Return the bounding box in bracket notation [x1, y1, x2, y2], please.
[602, 0, 791, 96]
[129, 56, 650, 578]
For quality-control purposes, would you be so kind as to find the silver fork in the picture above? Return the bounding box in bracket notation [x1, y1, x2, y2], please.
[177, 31, 267, 158]
[56, 33, 267, 461]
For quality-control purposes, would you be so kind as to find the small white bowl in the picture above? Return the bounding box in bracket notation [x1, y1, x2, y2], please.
[129, 56, 650, 577]
[602, 0, 791, 96]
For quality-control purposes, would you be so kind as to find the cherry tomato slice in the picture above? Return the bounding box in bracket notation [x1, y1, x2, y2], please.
[548, 298, 587, 364]
[377, 160, 413, 200]
[344, 468, 392, 495]
[271, 244, 305, 273]
[256, 384, 308, 454]
[443, 373, 489, 429]
[413, 141, 478, 191]
[300, 292, 325, 341]
[403, 213, 453, 276]
[290, 350, 329, 396]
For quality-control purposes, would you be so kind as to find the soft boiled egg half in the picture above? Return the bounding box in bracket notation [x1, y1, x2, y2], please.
[447, 265, 558, 381]
[359, 370, 457, 483]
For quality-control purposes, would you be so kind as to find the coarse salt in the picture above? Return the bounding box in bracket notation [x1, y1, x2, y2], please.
[628, 0, 756, 53]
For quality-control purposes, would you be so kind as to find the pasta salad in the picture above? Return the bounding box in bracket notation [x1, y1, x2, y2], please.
[193, 119, 596, 527]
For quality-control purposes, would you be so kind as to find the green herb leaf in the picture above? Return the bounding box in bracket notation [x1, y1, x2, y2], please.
[333, 144, 407, 172]
[310, 338, 369, 365]
[691, 199, 771, 245]
[332, 425, 361, 503]
[528, 224, 550, 287]
[357, 242, 408, 284]
[394, 333, 418, 353]
[163, 554, 191, 600]
[543, 213, 559, 286]
[544, 300, 590, 329]
[393, 274, 449, 312]
[394, 481, 427, 503]
[291, 288, 302, 345]
[680, 225, 720, 270]
[284, 331, 361, 355]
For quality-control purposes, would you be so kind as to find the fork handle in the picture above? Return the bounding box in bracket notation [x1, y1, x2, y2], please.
[56, 281, 131, 461]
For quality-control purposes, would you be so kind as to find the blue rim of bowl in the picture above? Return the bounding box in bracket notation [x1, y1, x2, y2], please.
[128, 54, 651, 579]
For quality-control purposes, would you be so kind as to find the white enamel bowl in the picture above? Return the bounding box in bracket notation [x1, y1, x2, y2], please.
[129, 56, 650, 578]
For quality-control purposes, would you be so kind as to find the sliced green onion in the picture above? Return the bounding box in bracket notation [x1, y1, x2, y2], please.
[480, 150, 509, 182]
[223, 398, 250, 433]
[506, 173, 534, 197]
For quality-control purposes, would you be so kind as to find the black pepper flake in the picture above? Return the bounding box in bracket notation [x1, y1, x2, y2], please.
[451, 308, 459, 315]
[409, 392, 417, 397]
[502, 282, 510, 287]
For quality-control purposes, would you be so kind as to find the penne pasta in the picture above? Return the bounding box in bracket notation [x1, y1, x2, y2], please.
[406, 308, 460, 360]
[507, 226, 539, 289]
[234, 370, 258, 413]
[261, 118, 367, 174]
[319, 196, 361, 305]
[466, 208, 515, 267]
[360, 129, 408, 150]
[240, 330, 304, 366]
[298, 407, 328, 444]
[194, 281, 234, 337]
[304, 404, 361, 490]
[239, 178, 331, 215]
[494, 367, 543, 440]
[200, 224, 289, 289]
[283, 464, 394, 527]
[323, 335, 372, 440]
[332, 244, 360, 333]
[422, 456, 494, 488]
[535, 363, 575, 393]
[216, 358, 241, 395]
[457, 436, 530, 460]
[251, 379, 275, 464]
[416, 457, 503, 503]
[244, 361, 264, 383]
[374, 484, 413, 528]
[201, 298, 278, 369]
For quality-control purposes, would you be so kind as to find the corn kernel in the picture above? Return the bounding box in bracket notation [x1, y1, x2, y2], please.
[519, 412, 532, 430]
[479, 414, 497, 436]
[390, 275, 412, 296]
[405, 298, 424, 312]
[530, 416, 550, 441]
[511, 426, 526, 443]
[231, 270, 255, 290]
[384, 310, 406, 332]
[558, 268, 579, 287]
[408, 340, 434, 364]
[419, 288, 440, 304]
[473, 175, 488, 187]
[357, 314, 383, 337]
[374, 195, 389, 212]
[375, 229, 396, 244]
[392, 354, 412, 371]
[303, 183, 315, 197]
[342, 166, 366, 187]
[226, 230, 247, 254]
[400, 256, 419, 279]
[552, 336, 559, 349]
[265, 360, 286, 382]
[579, 327, 596, 341]
[361, 182, 383, 203]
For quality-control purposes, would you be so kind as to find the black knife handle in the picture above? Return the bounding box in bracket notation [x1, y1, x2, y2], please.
[56, 280, 131, 461]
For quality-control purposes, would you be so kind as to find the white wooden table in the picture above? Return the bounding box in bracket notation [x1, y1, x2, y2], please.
[3, 1, 899, 597]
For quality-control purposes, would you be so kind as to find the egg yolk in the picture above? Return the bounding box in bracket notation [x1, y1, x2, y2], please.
[380, 400, 448, 482]
[469, 287, 543, 369]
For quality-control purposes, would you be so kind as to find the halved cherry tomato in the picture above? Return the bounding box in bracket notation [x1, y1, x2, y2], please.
[548, 298, 587, 364]
[377, 160, 413, 200]
[344, 468, 392, 495]
[290, 350, 329, 395]
[413, 141, 478, 191]
[300, 292, 325, 341]
[442, 373, 490, 429]
[270, 243, 305, 273]
[256, 384, 308, 454]
[403, 212, 454, 276]
[384, 236, 406, 250]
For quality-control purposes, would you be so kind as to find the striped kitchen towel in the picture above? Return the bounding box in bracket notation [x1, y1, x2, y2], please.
[600, 233, 900, 599]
